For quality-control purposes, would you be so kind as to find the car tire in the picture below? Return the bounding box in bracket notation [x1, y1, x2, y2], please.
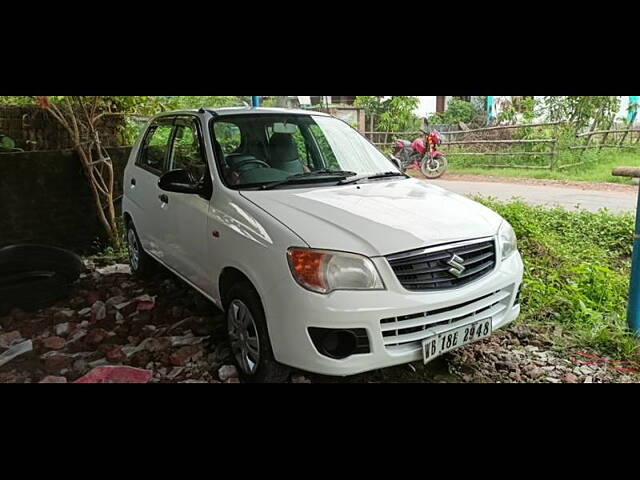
[225, 281, 290, 383]
[0, 271, 71, 315]
[125, 221, 156, 278]
[0, 244, 83, 282]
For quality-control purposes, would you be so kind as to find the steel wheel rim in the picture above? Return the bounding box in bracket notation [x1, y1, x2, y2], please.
[227, 299, 260, 375]
[127, 229, 140, 271]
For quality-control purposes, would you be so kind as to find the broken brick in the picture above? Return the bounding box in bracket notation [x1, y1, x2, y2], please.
[169, 345, 204, 366]
[85, 328, 109, 346]
[39, 376, 68, 384]
[43, 353, 73, 372]
[106, 346, 126, 363]
[42, 336, 66, 350]
[0, 330, 23, 348]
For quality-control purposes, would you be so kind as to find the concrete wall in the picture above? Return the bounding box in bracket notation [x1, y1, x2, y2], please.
[0, 147, 132, 253]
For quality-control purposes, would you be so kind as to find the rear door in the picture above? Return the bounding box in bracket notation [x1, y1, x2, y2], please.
[127, 117, 175, 260]
[160, 115, 212, 292]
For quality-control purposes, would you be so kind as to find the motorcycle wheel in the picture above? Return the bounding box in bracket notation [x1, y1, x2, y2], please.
[421, 155, 448, 179]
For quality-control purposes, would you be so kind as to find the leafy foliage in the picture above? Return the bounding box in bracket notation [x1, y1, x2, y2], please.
[538, 96, 621, 130]
[428, 98, 480, 125]
[354, 96, 421, 132]
[158, 96, 245, 111]
[0, 134, 21, 152]
[477, 198, 637, 359]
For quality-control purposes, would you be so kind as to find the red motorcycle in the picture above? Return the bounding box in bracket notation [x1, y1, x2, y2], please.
[390, 128, 448, 179]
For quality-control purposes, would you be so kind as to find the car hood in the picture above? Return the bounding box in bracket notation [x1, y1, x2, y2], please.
[240, 178, 503, 257]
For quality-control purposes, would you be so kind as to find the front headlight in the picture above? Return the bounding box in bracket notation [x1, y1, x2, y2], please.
[498, 221, 518, 260]
[287, 248, 385, 294]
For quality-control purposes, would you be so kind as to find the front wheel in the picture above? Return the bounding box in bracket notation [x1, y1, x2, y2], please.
[225, 281, 290, 383]
[421, 155, 448, 179]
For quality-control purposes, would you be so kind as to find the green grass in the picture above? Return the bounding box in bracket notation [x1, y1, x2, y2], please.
[475, 197, 639, 360]
[448, 149, 640, 184]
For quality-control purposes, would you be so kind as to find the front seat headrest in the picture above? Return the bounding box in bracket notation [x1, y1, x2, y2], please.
[269, 133, 299, 165]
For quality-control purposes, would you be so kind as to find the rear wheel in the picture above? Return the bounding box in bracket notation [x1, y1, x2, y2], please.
[125, 221, 156, 278]
[421, 155, 448, 179]
[225, 281, 290, 383]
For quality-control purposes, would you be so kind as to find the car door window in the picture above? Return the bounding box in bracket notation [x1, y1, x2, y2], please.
[170, 119, 206, 183]
[137, 121, 174, 174]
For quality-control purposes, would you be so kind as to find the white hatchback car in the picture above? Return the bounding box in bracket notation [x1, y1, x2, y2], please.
[122, 107, 523, 382]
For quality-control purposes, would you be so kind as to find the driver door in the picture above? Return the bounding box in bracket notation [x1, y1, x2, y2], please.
[159, 115, 212, 293]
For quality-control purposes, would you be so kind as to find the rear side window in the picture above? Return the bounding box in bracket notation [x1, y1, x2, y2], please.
[137, 121, 174, 174]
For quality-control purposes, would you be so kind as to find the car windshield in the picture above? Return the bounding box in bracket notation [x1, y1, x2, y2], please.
[210, 113, 401, 189]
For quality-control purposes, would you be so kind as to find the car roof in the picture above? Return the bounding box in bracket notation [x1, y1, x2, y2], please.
[153, 106, 331, 119]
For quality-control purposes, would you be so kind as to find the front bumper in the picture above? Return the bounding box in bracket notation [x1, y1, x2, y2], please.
[264, 251, 524, 377]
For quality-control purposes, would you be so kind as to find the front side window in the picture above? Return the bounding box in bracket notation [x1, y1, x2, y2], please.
[170, 119, 206, 183]
[138, 121, 174, 174]
[210, 114, 399, 189]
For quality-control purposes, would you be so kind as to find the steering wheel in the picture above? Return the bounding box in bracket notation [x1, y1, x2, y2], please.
[233, 158, 271, 171]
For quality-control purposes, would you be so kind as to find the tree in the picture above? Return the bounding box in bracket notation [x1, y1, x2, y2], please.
[0, 95, 247, 248]
[34, 96, 132, 248]
[538, 96, 621, 130]
[354, 96, 421, 132]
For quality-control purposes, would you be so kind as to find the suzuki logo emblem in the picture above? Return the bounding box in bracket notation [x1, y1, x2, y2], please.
[447, 254, 466, 278]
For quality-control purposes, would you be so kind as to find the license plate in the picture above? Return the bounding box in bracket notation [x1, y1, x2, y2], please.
[422, 318, 492, 364]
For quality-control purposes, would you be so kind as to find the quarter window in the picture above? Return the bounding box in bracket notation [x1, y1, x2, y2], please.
[138, 122, 173, 174]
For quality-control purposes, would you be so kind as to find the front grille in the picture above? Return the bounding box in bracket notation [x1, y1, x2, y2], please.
[386, 238, 496, 291]
[381, 287, 513, 353]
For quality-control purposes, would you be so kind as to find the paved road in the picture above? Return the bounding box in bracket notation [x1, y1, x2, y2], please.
[430, 179, 638, 213]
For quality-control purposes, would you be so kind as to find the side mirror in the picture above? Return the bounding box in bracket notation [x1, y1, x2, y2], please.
[158, 169, 202, 194]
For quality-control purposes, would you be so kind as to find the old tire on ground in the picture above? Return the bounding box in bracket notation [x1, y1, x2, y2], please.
[225, 281, 290, 383]
[0, 271, 71, 315]
[125, 221, 156, 278]
[0, 244, 83, 282]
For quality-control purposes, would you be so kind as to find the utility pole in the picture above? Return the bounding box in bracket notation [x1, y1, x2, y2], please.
[612, 166, 640, 336]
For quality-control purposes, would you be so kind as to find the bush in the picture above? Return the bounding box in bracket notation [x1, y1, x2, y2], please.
[475, 198, 637, 359]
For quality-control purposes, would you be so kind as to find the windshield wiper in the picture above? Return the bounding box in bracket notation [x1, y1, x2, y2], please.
[261, 170, 357, 190]
[338, 171, 407, 185]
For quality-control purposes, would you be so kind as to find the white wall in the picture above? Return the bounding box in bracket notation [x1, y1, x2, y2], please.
[413, 96, 438, 118]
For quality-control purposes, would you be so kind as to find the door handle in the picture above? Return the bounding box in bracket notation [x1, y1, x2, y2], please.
[131, 178, 136, 186]
[159, 194, 169, 204]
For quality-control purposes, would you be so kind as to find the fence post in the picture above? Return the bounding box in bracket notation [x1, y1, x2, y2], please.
[612, 167, 640, 336]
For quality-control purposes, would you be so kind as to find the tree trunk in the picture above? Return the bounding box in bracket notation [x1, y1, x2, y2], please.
[41, 98, 121, 249]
